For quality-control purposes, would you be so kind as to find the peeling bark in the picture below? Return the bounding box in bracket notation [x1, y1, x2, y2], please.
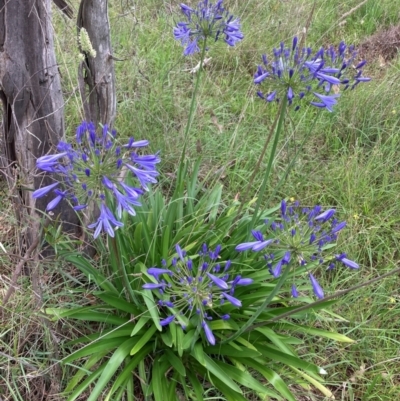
[0, 0, 80, 248]
[77, 0, 116, 128]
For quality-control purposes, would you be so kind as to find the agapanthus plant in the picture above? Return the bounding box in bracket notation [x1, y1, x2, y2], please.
[254, 37, 371, 111]
[33, 121, 160, 238]
[173, 0, 243, 56]
[143, 243, 253, 345]
[236, 200, 359, 299]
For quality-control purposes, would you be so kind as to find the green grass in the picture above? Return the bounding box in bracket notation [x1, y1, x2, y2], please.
[1, 0, 400, 399]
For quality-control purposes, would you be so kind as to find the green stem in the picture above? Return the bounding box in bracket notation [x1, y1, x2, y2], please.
[109, 235, 136, 304]
[220, 264, 291, 344]
[249, 96, 288, 231]
[233, 102, 282, 225]
[264, 109, 321, 205]
[178, 39, 208, 171]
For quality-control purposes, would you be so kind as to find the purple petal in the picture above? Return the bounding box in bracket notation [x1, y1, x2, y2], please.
[340, 257, 359, 269]
[222, 292, 242, 307]
[32, 182, 58, 199]
[142, 283, 166, 290]
[235, 241, 259, 252]
[160, 315, 175, 326]
[236, 278, 253, 286]
[291, 284, 299, 298]
[309, 273, 324, 299]
[202, 321, 216, 345]
[147, 267, 173, 279]
[206, 272, 228, 290]
[315, 209, 335, 222]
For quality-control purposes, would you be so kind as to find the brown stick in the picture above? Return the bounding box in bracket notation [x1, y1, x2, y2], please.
[1, 234, 40, 309]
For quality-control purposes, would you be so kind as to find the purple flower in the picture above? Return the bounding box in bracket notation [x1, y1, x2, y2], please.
[202, 321, 215, 345]
[88, 203, 124, 239]
[336, 255, 359, 269]
[310, 93, 340, 112]
[174, 0, 243, 56]
[291, 284, 299, 298]
[206, 272, 228, 290]
[309, 273, 324, 299]
[255, 38, 370, 111]
[160, 315, 175, 326]
[32, 182, 59, 199]
[33, 121, 159, 238]
[147, 268, 173, 280]
[222, 292, 242, 307]
[315, 208, 336, 222]
[236, 278, 253, 286]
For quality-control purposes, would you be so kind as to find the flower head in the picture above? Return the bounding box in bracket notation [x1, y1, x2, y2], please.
[33, 121, 160, 237]
[236, 199, 359, 299]
[142, 243, 249, 345]
[254, 38, 370, 111]
[173, 1, 243, 56]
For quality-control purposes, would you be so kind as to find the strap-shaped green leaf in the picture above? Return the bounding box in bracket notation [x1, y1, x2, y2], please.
[238, 358, 296, 401]
[130, 325, 157, 355]
[165, 349, 186, 376]
[87, 337, 140, 401]
[130, 315, 150, 336]
[96, 292, 140, 315]
[191, 351, 242, 394]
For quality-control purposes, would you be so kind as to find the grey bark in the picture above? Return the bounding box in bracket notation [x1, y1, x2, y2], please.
[0, 0, 80, 248]
[77, 0, 116, 128]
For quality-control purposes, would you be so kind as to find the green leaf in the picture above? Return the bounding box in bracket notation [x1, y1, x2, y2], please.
[279, 323, 355, 343]
[176, 324, 184, 357]
[96, 292, 140, 315]
[161, 329, 173, 347]
[64, 350, 109, 393]
[87, 337, 139, 401]
[291, 366, 333, 398]
[152, 356, 169, 401]
[46, 307, 128, 326]
[204, 344, 261, 358]
[130, 325, 157, 355]
[238, 358, 296, 401]
[255, 327, 295, 355]
[191, 352, 242, 394]
[187, 370, 204, 401]
[64, 337, 124, 364]
[208, 319, 239, 331]
[215, 360, 279, 398]
[66, 362, 107, 401]
[105, 344, 153, 400]
[63, 254, 116, 292]
[192, 342, 205, 366]
[257, 344, 320, 375]
[142, 290, 162, 331]
[130, 315, 150, 336]
[165, 349, 186, 376]
[182, 329, 196, 351]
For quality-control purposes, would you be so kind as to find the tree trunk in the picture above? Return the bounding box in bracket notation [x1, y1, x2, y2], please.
[78, 0, 116, 128]
[0, 0, 80, 249]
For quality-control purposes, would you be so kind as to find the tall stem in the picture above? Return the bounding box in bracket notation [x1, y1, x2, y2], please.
[249, 96, 288, 231]
[178, 39, 208, 171]
[233, 102, 282, 224]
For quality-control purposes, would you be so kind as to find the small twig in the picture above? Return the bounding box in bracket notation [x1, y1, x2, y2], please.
[338, 0, 368, 22]
[1, 235, 40, 308]
[248, 266, 400, 331]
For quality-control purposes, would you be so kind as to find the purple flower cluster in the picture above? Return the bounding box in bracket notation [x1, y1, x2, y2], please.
[254, 37, 370, 111]
[33, 121, 160, 238]
[173, 0, 243, 56]
[236, 200, 359, 299]
[142, 244, 253, 345]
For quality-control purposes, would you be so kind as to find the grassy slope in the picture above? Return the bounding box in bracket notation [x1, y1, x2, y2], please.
[1, 0, 400, 399]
